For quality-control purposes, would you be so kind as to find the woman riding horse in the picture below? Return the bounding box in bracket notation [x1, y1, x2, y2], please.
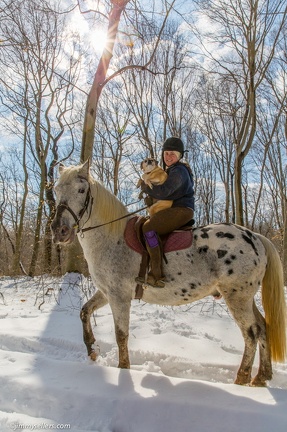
[139, 137, 195, 288]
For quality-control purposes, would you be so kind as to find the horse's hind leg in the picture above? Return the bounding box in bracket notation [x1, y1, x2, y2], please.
[235, 326, 259, 385]
[224, 295, 262, 385]
[250, 302, 272, 386]
[80, 290, 108, 360]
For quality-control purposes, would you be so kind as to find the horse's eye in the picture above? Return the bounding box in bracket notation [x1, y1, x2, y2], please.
[78, 188, 85, 194]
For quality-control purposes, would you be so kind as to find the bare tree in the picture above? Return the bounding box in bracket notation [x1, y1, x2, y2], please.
[195, 76, 236, 223]
[94, 83, 135, 197]
[0, 0, 81, 275]
[79, 0, 177, 162]
[193, 0, 287, 225]
[123, 67, 159, 159]
[122, 18, 196, 159]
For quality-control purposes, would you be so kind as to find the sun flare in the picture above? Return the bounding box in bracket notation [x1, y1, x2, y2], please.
[90, 29, 108, 53]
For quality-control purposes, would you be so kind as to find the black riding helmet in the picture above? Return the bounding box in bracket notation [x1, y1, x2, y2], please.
[162, 137, 184, 169]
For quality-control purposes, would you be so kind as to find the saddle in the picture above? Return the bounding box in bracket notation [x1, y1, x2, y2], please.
[124, 216, 194, 300]
[124, 216, 193, 255]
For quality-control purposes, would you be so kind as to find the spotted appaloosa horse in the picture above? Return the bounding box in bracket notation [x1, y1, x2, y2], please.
[51, 161, 286, 386]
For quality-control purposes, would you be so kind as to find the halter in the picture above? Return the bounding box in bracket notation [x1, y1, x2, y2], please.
[56, 182, 93, 233]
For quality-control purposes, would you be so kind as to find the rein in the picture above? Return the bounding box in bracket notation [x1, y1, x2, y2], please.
[80, 205, 148, 234]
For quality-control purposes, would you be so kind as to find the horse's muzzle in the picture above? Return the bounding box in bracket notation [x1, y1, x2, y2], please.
[51, 221, 76, 244]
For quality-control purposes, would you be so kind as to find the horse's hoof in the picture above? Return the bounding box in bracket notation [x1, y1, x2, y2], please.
[89, 343, 100, 361]
[234, 375, 251, 386]
[250, 377, 267, 387]
[89, 351, 98, 361]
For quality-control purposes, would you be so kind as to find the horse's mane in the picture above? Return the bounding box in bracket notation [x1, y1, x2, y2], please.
[91, 180, 128, 237]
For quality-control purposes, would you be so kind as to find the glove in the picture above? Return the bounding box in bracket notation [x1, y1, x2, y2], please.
[144, 195, 154, 207]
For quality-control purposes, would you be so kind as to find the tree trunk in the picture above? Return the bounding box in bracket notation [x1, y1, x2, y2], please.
[283, 198, 287, 286]
[283, 113, 287, 285]
[29, 175, 45, 276]
[80, 0, 130, 163]
[43, 178, 57, 273]
[12, 109, 30, 275]
[71, 1, 130, 277]
[234, 151, 244, 226]
[12, 150, 29, 275]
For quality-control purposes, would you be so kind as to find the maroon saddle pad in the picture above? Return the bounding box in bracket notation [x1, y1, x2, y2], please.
[124, 216, 193, 254]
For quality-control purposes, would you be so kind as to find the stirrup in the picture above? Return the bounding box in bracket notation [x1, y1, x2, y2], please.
[146, 274, 165, 288]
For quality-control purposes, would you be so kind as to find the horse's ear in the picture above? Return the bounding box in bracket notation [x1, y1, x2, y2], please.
[59, 163, 65, 174]
[80, 159, 90, 179]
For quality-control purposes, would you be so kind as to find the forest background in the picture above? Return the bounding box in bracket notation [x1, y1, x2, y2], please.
[0, 0, 287, 282]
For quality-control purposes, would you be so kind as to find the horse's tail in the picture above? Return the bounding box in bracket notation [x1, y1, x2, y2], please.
[256, 233, 286, 362]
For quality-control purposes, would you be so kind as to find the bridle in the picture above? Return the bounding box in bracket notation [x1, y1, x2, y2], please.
[55, 182, 93, 233]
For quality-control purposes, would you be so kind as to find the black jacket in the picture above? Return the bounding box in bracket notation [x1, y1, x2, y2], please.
[145, 162, 194, 210]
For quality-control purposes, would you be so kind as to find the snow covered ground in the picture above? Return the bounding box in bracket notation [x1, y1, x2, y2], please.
[0, 273, 286, 432]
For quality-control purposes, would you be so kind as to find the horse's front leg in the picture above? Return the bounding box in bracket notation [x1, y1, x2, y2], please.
[80, 290, 108, 360]
[109, 295, 131, 369]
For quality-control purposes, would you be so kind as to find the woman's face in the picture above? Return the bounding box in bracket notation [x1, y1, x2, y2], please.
[163, 151, 180, 167]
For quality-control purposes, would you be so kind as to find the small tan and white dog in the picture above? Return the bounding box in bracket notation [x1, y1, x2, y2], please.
[137, 158, 172, 216]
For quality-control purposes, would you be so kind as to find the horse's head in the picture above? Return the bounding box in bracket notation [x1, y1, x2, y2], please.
[51, 160, 92, 244]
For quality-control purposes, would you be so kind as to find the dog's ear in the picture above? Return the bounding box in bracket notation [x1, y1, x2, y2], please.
[140, 160, 144, 170]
